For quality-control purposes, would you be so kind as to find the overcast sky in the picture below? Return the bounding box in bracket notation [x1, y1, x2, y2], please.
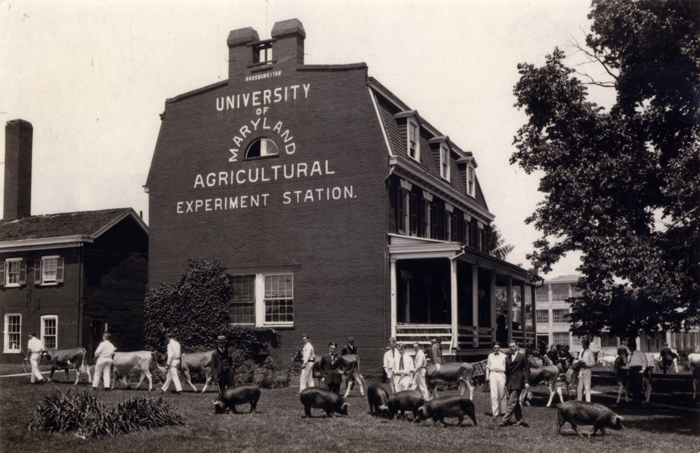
[1, 0, 614, 278]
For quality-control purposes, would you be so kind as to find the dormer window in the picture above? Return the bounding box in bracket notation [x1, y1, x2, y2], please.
[440, 143, 450, 181]
[407, 119, 420, 162]
[254, 43, 273, 64]
[466, 164, 475, 197]
[246, 138, 279, 159]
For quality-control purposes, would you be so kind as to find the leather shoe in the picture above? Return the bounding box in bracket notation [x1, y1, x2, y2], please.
[498, 422, 511, 427]
[515, 421, 529, 427]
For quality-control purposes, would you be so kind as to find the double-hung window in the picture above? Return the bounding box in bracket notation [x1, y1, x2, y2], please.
[1, 259, 26, 287]
[439, 144, 450, 181]
[407, 119, 420, 161]
[3, 314, 21, 353]
[229, 275, 256, 325]
[466, 164, 476, 197]
[34, 256, 64, 286]
[254, 42, 273, 64]
[264, 274, 294, 325]
[41, 315, 58, 350]
[552, 309, 569, 323]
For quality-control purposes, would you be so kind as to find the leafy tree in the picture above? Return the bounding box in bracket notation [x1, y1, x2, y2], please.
[144, 259, 279, 360]
[510, 0, 700, 339]
[488, 223, 515, 261]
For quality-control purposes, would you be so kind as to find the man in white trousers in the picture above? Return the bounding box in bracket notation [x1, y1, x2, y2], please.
[412, 342, 430, 400]
[160, 331, 182, 394]
[27, 332, 46, 384]
[299, 333, 315, 393]
[486, 342, 507, 417]
[92, 332, 115, 391]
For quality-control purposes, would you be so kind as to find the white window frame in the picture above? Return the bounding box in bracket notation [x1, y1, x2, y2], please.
[407, 119, 420, 162]
[36, 256, 63, 286]
[4, 258, 24, 287]
[466, 164, 476, 197]
[3, 314, 22, 354]
[552, 332, 570, 347]
[536, 309, 549, 325]
[229, 275, 256, 325]
[440, 143, 451, 181]
[262, 273, 294, 327]
[41, 315, 58, 350]
[552, 308, 569, 324]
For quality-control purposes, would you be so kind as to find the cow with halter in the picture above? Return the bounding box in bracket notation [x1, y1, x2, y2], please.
[291, 348, 365, 398]
[425, 362, 474, 400]
[180, 350, 215, 393]
[41, 348, 92, 385]
[110, 351, 163, 391]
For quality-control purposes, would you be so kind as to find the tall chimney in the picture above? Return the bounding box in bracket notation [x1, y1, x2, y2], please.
[4, 119, 33, 220]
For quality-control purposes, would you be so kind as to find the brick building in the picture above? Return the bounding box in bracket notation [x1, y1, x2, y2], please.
[145, 19, 535, 372]
[0, 119, 149, 363]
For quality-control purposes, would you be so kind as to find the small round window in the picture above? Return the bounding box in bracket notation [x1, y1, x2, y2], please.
[245, 138, 279, 159]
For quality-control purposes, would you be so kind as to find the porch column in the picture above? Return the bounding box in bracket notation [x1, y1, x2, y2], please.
[451, 258, 459, 349]
[390, 258, 397, 340]
[506, 276, 513, 344]
[530, 284, 537, 345]
[490, 271, 496, 345]
[520, 283, 526, 345]
[472, 265, 479, 348]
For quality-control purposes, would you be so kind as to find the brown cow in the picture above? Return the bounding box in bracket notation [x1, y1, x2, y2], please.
[180, 350, 215, 393]
[41, 348, 92, 385]
[425, 363, 474, 400]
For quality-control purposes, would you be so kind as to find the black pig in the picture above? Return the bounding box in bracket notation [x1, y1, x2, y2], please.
[214, 384, 261, 414]
[300, 387, 349, 417]
[382, 390, 424, 420]
[557, 401, 623, 438]
[416, 396, 477, 427]
[367, 384, 390, 417]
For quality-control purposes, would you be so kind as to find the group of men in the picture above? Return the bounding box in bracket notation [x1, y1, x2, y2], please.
[381, 336, 442, 400]
[298, 334, 357, 395]
[27, 330, 235, 395]
[486, 341, 531, 427]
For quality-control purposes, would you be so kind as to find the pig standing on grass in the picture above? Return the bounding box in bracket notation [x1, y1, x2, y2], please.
[300, 387, 349, 418]
[415, 396, 477, 427]
[557, 401, 623, 438]
[213, 384, 261, 414]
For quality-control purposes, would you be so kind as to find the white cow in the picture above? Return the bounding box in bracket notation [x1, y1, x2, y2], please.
[110, 351, 162, 391]
[179, 350, 215, 393]
[598, 352, 617, 369]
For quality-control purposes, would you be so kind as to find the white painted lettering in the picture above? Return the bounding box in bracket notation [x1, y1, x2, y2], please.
[194, 174, 205, 189]
[273, 121, 282, 134]
[325, 160, 336, 174]
[303, 84, 311, 98]
[248, 168, 259, 183]
[236, 169, 246, 184]
[239, 125, 251, 138]
[250, 118, 261, 130]
[206, 173, 216, 187]
[284, 165, 295, 179]
[252, 91, 261, 106]
[274, 88, 282, 102]
[310, 161, 322, 176]
[263, 90, 271, 104]
[283, 192, 291, 204]
[229, 149, 239, 162]
[291, 85, 299, 99]
[218, 172, 228, 185]
[177, 202, 184, 214]
[297, 163, 308, 178]
[304, 190, 313, 202]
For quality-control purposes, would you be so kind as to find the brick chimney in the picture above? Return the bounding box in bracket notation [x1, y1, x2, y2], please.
[4, 119, 33, 220]
[226, 19, 305, 81]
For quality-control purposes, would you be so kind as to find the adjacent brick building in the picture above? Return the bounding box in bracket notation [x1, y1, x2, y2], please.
[0, 119, 149, 363]
[145, 19, 535, 373]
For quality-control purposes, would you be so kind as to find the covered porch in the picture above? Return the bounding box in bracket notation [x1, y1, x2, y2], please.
[388, 234, 536, 358]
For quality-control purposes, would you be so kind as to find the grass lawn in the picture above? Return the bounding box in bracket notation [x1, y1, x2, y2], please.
[1, 365, 698, 453]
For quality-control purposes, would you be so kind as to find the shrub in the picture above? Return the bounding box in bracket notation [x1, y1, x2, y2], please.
[27, 390, 185, 438]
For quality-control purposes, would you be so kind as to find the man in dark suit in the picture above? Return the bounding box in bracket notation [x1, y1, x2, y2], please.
[500, 340, 530, 427]
[319, 342, 343, 394]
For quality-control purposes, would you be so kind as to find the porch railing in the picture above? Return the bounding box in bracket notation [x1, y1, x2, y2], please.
[395, 324, 453, 353]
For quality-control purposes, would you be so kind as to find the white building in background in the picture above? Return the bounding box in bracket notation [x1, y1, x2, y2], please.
[535, 274, 699, 355]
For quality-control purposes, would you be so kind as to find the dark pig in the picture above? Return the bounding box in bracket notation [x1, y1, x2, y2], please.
[383, 390, 425, 420]
[415, 395, 477, 427]
[213, 384, 261, 414]
[300, 387, 349, 417]
[557, 401, 623, 438]
[367, 384, 390, 417]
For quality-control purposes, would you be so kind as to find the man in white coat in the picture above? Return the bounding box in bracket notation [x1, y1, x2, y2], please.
[27, 332, 46, 384]
[486, 342, 507, 416]
[92, 332, 116, 390]
[383, 337, 399, 393]
[412, 342, 430, 400]
[299, 333, 315, 393]
[160, 331, 182, 394]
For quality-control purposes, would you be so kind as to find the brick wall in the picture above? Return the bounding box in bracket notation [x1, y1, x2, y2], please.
[148, 57, 393, 374]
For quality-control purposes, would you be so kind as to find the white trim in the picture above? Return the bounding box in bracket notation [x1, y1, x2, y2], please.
[407, 117, 421, 163]
[440, 143, 451, 181]
[369, 87, 394, 157]
[0, 236, 91, 251]
[4, 258, 22, 287]
[3, 313, 22, 354]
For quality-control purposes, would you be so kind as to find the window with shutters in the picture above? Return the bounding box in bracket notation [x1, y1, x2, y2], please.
[35, 256, 64, 286]
[2, 259, 26, 287]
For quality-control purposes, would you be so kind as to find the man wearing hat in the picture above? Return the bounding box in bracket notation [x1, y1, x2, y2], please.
[211, 334, 234, 393]
[93, 332, 116, 391]
[341, 337, 357, 356]
[160, 330, 182, 394]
